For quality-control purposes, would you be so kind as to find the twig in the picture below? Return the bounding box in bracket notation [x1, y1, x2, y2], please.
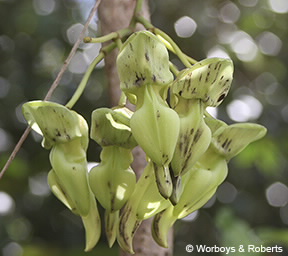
[44, 0, 102, 101]
[0, 0, 102, 180]
[0, 127, 32, 179]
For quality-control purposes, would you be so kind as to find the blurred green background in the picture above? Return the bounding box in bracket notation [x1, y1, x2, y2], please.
[1, 0, 288, 255]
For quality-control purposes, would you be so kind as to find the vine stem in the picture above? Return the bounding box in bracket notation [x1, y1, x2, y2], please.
[134, 0, 144, 15]
[129, 0, 144, 28]
[65, 42, 117, 109]
[169, 62, 180, 76]
[154, 28, 193, 68]
[83, 27, 132, 44]
[0, 0, 102, 180]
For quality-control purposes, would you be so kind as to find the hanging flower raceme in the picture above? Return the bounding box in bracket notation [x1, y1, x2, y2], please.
[20, 27, 267, 254]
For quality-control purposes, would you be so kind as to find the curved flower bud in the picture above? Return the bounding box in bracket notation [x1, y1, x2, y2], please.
[90, 106, 137, 149]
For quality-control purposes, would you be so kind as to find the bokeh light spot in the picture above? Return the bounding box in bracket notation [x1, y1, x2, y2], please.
[174, 16, 197, 38]
[2, 242, 23, 256]
[268, 0, 288, 14]
[217, 182, 238, 204]
[68, 51, 89, 74]
[181, 210, 199, 222]
[207, 45, 230, 59]
[257, 31, 282, 56]
[33, 0, 56, 16]
[83, 43, 101, 63]
[227, 95, 263, 122]
[66, 23, 84, 45]
[0, 128, 12, 152]
[230, 31, 258, 62]
[238, 0, 258, 7]
[219, 2, 241, 24]
[266, 182, 288, 207]
[37, 39, 64, 72]
[0, 192, 15, 216]
[29, 172, 50, 196]
[203, 195, 216, 208]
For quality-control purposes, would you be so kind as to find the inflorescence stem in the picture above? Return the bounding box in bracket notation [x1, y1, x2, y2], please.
[65, 43, 117, 109]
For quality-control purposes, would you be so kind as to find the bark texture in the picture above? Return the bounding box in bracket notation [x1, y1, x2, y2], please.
[98, 1, 173, 255]
[98, 0, 149, 107]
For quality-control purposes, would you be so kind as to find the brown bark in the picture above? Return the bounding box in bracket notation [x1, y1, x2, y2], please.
[98, 1, 173, 255]
[98, 0, 149, 107]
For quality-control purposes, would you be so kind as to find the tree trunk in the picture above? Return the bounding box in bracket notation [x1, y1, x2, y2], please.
[98, 1, 173, 255]
[98, 0, 149, 107]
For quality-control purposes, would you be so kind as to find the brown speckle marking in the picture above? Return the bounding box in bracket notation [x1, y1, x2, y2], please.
[222, 138, 228, 148]
[223, 79, 230, 87]
[218, 94, 226, 102]
[206, 71, 210, 82]
[55, 129, 61, 137]
[157, 110, 160, 118]
[145, 52, 150, 61]
[190, 128, 194, 135]
[199, 73, 203, 82]
[135, 73, 146, 85]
